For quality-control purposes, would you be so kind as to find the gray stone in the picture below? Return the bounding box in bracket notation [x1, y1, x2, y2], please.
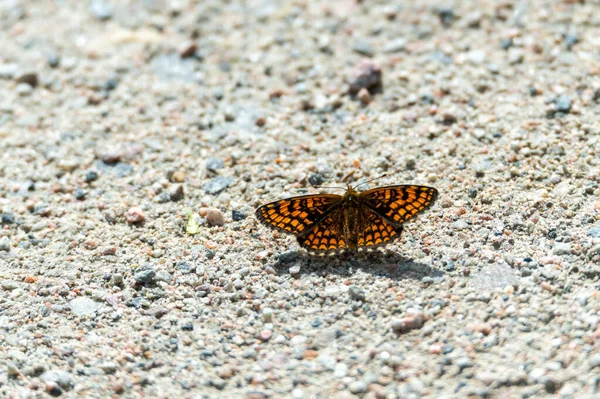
[383, 37, 407, 53]
[134, 268, 156, 284]
[353, 40, 374, 57]
[555, 95, 572, 113]
[0, 236, 10, 252]
[206, 157, 224, 172]
[348, 286, 366, 301]
[587, 225, 600, 238]
[471, 263, 518, 291]
[204, 176, 233, 195]
[69, 297, 102, 317]
[40, 370, 73, 389]
[552, 242, 571, 255]
[451, 220, 468, 230]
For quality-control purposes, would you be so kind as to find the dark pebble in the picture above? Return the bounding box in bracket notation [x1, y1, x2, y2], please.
[204, 176, 233, 195]
[48, 53, 60, 68]
[349, 286, 366, 301]
[348, 59, 382, 95]
[555, 95, 571, 113]
[213, 87, 224, 100]
[547, 229, 557, 239]
[564, 34, 579, 50]
[231, 210, 246, 221]
[500, 38, 513, 50]
[74, 189, 87, 200]
[311, 318, 322, 328]
[523, 257, 533, 263]
[308, 173, 325, 186]
[169, 185, 185, 202]
[181, 322, 194, 331]
[134, 268, 156, 284]
[85, 170, 99, 182]
[104, 78, 118, 91]
[206, 158, 225, 173]
[437, 8, 455, 26]
[16, 72, 38, 87]
[528, 86, 540, 97]
[1, 213, 15, 225]
[468, 188, 478, 199]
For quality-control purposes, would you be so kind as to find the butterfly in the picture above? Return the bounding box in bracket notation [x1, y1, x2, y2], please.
[255, 182, 438, 254]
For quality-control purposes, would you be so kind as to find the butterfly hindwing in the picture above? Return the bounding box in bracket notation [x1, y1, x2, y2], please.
[356, 207, 404, 249]
[297, 208, 349, 253]
[360, 185, 438, 225]
[255, 194, 342, 235]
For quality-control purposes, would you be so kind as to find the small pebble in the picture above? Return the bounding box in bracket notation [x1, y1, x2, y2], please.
[357, 88, 372, 105]
[289, 264, 301, 276]
[552, 242, 571, 255]
[204, 176, 232, 194]
[169, 185, 184, 201]
[16, 72, 38, 87]
[0, 236, 11, 252]
[85, 170, 99, 182]
[231, 210, 246, 221]
[206, 158, 225, 173]
[383, 37, 407, 53]
[201, 208, 225, 226]
[259, 330, 272, 342]
[353, 40, 374, 57]
[348, 286, 366, 301]
[171, 170, 187, 182]
[69, 297, 102, 317]
[348, 59, 382, 94]
[391, 309, 425, 334]
[134, 268, 156, 284]
[125, 207, 145, 224]
[555, 95, 572, 113]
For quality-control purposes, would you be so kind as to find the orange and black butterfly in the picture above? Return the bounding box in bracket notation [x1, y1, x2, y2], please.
[255, 182, 438, 254]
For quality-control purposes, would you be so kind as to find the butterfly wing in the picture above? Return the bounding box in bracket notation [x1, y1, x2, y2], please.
[297, 207, 350, 253]
[355, 206, 404, 249]
[360, 185, 438, 225]
[255, 194, 342, 235]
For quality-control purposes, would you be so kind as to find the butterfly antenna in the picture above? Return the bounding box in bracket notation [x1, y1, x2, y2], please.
[353, 173, 388, 190]
[312, 185, 346, 191]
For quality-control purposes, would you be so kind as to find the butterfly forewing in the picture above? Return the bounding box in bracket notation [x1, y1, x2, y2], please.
[360, 185, 438, 225]
[255, 194, 342, 235]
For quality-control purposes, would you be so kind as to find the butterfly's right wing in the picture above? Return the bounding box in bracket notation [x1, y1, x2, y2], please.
[255, 194, 342, 235]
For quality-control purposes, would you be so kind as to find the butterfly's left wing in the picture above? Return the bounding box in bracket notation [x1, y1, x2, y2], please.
[255, 194, 342, 235]
[360, 185, 438, 225]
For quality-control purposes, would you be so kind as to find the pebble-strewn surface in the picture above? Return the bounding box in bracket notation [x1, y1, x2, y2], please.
[1, 1, 599, 398]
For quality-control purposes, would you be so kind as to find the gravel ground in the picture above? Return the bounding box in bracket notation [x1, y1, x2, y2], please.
[1, 0, 600, 398]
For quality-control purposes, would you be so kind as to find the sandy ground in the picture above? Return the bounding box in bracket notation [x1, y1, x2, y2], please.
[1, 0, 600, 398]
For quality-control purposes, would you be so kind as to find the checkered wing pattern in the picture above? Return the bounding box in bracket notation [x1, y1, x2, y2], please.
[356, 208, 404, 248]
[255, 194, 342, 235]
[360, 185, 438, 224]
[297, 208, 348, 252]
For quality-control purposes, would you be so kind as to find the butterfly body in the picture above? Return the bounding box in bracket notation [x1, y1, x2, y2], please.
[256, 184, 438, 254]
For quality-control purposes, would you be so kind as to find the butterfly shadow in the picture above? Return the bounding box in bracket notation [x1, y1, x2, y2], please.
[271, 249, 444, 281]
